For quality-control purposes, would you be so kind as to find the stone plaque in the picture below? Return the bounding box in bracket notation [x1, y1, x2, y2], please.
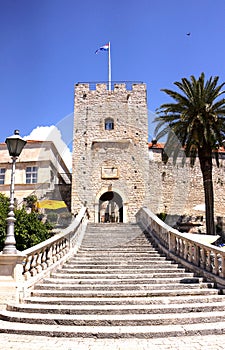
[101, 166, 119, 179]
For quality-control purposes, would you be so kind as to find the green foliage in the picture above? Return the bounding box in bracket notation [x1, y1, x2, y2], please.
[14, 208, 53, 251]
[157, 212, 167, 222]
[154, 73, 225, 166]
[0, 193, 53, 252]
[24, 194, 37, 211]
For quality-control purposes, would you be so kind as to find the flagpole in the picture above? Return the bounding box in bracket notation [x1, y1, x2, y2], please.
[108, 41, 111, 91]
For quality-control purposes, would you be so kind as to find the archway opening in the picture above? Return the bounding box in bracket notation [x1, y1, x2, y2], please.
[99, 191, 123, 223]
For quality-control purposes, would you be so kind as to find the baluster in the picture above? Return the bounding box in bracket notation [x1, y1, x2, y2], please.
[180, 239, 185, 258]
[23, 255, 32, 280]
[168, 233, 176, 253]
[46, 246, 53, 267]
[36, 250, 43, 273]
[206, 250, 212, 272]
[200, 248, 206, 269]
[62, 238, 68, 256]
[52, 243, 57, 263]
[194, 245, 200, 267]
[41, 249, 48, 270]
[190, 244, 195, 264]
[213, 252, 219, 275]
[30, 254, 38, 276]
[187, 243, 192, 262]
[175, 237, 179, 255]
[58, 241, 64, 258]
[181, 239, 184, 257]
[55, 242, 61, 260]
[184, 242, 188, 260]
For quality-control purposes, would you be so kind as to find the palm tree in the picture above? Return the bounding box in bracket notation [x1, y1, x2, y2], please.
[154, 73, 225, 235]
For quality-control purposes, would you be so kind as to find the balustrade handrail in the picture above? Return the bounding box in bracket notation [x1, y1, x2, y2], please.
[136, 207, 225, 288]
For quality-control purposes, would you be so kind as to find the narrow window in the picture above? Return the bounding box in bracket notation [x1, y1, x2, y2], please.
[105, 118, 114, 130]
[26, 166, 38, 184]
[0, 168, 5, 184]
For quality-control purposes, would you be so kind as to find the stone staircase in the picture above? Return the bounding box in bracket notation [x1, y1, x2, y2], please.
[1, 223, 225, 338]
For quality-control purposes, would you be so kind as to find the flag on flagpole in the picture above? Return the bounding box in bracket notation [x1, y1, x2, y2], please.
[95, 43, 109, 54]
[95, 42, 111, 91]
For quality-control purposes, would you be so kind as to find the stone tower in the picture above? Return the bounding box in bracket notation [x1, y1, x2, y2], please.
[71, 82, 149, 223]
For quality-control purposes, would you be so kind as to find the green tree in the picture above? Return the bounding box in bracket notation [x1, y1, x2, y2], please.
[0, 193, 53, 251]
[14, 208, 53, 251]
[24, 194, 38, 212]
[154, 73, 225, 236]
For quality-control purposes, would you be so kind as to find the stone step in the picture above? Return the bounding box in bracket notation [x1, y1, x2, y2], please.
[75, 251, 159, 256]
[70, 256, 165, 261]
[80, 245, 153, 249]
[74, 255, 162, 261]
[7, 300, 225, 315]
[2, 309, 225, 327]
[57, 267, 186, 274]
[51, 271, 196, 279]
[1, 320, 225, 338]
[34, 282, 213, 292]
[81, 239, 148, 243]
[69, 257, 168, 263]
[23, 294, 225, 306]
[61, 263, 176, 269]
[72, 251, 160, 260]
[46, 277, 202, 285]
[30, 288, 218, 298]
[66, 254, 171, 259]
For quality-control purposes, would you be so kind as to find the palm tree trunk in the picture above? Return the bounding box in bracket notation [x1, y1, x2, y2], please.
[198, 148, 215, 235]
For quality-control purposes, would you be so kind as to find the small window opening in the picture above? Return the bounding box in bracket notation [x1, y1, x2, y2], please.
[105, 118, 114, 130]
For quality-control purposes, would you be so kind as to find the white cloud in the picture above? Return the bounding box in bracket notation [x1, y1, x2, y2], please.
[24, 125, 72, 171]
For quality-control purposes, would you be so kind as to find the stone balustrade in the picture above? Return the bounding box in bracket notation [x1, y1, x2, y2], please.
[0, 206, 88, 306]
[22, 206, 88, 287]
[136, 207, 225, 288]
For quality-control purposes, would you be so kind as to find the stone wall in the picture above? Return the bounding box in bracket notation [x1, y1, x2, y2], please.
[148, 149, 225, 219]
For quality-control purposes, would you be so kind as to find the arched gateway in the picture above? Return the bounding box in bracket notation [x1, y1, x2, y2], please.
[72, 82, 150, 223]
[99, 191, 123, 223]
[93, 187, 128, 223]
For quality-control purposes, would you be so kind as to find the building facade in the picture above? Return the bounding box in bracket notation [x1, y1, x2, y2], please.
[0, 140, 71, 207]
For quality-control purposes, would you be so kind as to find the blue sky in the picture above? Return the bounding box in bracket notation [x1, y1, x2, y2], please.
[1, 0, 225, 147]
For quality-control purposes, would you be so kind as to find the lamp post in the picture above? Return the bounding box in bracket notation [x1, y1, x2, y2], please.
[3, 130, 27, 254]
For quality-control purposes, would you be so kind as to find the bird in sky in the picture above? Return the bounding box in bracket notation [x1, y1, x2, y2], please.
[186, 32, 191, 36]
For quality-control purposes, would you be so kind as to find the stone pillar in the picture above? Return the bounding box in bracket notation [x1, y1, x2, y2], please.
[0, 253, 25, 308]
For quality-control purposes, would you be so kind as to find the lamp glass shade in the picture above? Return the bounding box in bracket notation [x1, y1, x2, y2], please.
[5, 130, 27, 157]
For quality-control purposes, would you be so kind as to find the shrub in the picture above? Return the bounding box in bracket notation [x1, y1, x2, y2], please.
[0, 193, 53, 251]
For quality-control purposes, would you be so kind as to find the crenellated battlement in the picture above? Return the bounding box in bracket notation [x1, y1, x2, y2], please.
[74, 81, 147, 106]
[75, 81, 145, 93]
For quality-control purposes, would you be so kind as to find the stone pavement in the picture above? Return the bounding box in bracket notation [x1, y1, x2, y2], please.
[0, 334, 225, 350]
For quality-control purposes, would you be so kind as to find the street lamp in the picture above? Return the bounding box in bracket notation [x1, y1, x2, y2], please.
[3, 130, 27, 254]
